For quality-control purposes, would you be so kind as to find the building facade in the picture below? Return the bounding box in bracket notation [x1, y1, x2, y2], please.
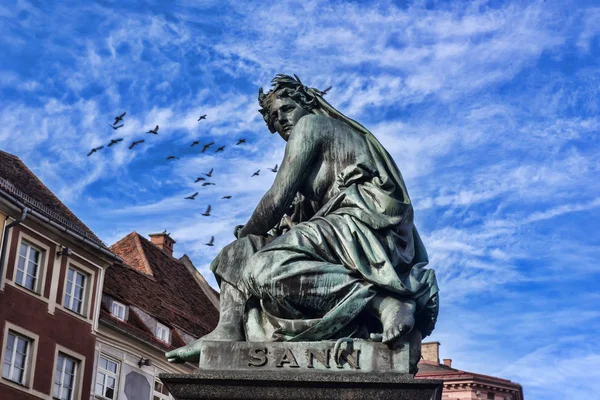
[416, 342, 524, 400]
[0, 150, 121, 400]
[92, 231, 219, 400]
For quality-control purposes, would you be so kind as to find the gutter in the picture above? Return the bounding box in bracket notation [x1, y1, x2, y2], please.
[0, 188, 123, 264]
[0, 207, 28, 287]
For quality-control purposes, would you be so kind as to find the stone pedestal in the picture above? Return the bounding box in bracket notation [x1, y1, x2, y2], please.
[160, 341, 442, 400]
[160, 370, 442, 400]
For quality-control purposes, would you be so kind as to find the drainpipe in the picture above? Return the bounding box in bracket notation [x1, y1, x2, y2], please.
[0, 207, 29, 288]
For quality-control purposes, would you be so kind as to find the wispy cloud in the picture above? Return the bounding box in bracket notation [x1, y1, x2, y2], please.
[1, 1, 599, 398]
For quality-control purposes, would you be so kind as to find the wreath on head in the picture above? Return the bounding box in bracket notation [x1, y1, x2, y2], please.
[258, 74, 324, 133]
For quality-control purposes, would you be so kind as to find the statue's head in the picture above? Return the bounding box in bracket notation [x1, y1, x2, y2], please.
[258, 74, 320, 141]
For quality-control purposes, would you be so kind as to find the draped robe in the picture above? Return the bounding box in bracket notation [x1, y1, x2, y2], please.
[210, 99, 439, 342]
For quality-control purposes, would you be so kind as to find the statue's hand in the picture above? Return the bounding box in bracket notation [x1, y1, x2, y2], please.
[234, 225, 244, 239]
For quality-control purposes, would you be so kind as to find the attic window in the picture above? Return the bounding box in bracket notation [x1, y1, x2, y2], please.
[111, 301, 126, 321]
[155, 322, 170, 344]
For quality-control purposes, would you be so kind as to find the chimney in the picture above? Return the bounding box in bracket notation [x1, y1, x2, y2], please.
[149, 232, 176, 256]
[443, 358, 452, 367]
[421, 341, 440, 364]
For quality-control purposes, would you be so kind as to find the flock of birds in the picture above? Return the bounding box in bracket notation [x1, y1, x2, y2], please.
[88, 111, 281, 248]
[89, 86, 333, 248]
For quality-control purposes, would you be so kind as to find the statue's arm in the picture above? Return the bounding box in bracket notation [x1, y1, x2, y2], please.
[238, 117, 321, 237]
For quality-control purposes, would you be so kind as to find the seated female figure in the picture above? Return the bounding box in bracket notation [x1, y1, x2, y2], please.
[166, 75, 439, 372]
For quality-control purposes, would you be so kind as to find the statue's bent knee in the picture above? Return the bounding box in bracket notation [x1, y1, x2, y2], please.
[242, 251, 275, 297]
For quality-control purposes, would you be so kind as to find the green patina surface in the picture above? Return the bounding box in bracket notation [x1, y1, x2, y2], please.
[166, 75, 439, 374]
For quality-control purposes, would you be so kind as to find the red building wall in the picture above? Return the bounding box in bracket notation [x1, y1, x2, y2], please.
[0, 224, 101, 399]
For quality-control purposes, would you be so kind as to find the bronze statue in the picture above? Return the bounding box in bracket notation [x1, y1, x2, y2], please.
[166, 75, 439, 373]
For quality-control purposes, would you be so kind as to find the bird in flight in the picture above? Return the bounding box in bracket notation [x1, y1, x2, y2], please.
[166, 156, 179, 160]
[203, 168, 214, 177]
[268, 164, 278, 173]
[215, 145, 225, 153]
[194, 177, 206, 183]
[205, 236, 214, 246]
[320, 85, 332, 95]
[201, 142, 214, 153]
[185, 192, 199, 200]
[251, 170, 260, 177]
[108, 123, 124, 130]
[201, 205, 211, 216]
[129, 140, 144, 150]
[236, 138, 246, 145]
[87, 146, 104, 156]
[147, 125, 159, 134]
[198, 114, 207, 121]
[191, 140, 200, 147]
[222, 195, 232, 199]
[112, 112, 126, 125]
[107, 138, 124, 147]
[202, 182, 215, 187]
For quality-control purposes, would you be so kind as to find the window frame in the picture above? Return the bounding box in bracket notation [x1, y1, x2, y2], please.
[153, 378, 172, 400]
[10, 231, 50, 298]
[3, 332, 30, 385]
[155, 322, 171, 344]
[95, 353, 120, 400]
[110, 300, 127, 322]
[15, 240, 42, 292]
[63, 267, 87, 314]
[0, 322, 39, 393]
[52, 345, 85, 400]
[61, 260, 93, 319]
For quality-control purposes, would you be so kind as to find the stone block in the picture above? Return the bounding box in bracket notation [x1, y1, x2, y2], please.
[198, 340, 409, 373]
[160, 370, 443, 400]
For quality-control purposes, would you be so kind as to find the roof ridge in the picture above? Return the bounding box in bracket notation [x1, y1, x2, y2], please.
[133, 233, 154, 276]
[109, 231, 137, 249]
[137, 232, 190, 269]
[0, 151, 104, 245]
[0, 150, 19, 160]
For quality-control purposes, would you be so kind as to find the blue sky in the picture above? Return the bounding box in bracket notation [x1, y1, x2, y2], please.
[1, 0, 599, 397]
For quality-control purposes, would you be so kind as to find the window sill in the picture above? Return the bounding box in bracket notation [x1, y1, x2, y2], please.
[56, 305, 92, 324]
[5, 281, 49, 304]
[95, 395, 116, 400]
[2, 376, 28, 387]
[0, 377, 46, 399]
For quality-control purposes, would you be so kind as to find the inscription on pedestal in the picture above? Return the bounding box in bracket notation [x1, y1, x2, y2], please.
[247, 347, 360, 369]
[199, 341, 408, 373]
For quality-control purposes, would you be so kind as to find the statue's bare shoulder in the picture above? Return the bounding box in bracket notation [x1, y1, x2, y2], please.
[290, 114, 362, 149]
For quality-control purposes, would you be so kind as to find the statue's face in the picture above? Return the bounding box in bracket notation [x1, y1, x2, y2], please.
[269, 95, 310, 141]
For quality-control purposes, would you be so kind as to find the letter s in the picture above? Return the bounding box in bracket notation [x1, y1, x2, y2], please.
[248, 348, 268, 367]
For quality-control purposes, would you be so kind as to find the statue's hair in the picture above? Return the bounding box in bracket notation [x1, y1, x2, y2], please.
[258, 74, 321, 133]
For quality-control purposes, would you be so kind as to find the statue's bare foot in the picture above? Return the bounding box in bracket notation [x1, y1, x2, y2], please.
[379, 298, 416, 346]
[165, 323, 243, 363]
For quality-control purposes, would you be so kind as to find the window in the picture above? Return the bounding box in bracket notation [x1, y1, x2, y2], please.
[111, 301, 126, 321]
[53, 353, 77, 400]
[16, 241, 42, 292]
[153, 379, 171, 400]
[95, 355, 119, 399]
[487, 393, 495, 400]
[64, 267, 87, 315]
[156, 322, 170, 343]
[2, 332, 30, 385]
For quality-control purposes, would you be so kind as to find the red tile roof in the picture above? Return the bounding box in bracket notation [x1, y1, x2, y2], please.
[0, 150, 104, 246]
[99, 310, 186, 352]
[103, 232, 219, 346]
[416, 360, 523, 389]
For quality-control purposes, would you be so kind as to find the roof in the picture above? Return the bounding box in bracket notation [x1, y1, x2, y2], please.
[0, 150, 104, 246]
[178, 254, 220, 309]
[416, 361, 524, 392]
[102, 232, 219, 350]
